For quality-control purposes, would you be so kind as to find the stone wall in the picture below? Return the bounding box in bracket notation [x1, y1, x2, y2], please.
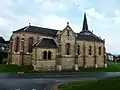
[76, 40, 105, 68]
[36, 48, 57, 60]
[60, 27, 76, 55]
[85, 57, 94, 67]
[59, 26, 76, 70]
[10, 32, 52, 65]
[11, 54, 20, 65]
[23, 54, 32, 65]
[32, 48, 57, 71]
[61, 56, 75, 70]
[11, 32, 52, 53]
[95, 42, 105, 67]
[96, 57, 104, 67]
[78, 56, 84, 67]
[76, 41, 84, 55]
[34, 60, 56, 71]
[11, 53, 32, 65]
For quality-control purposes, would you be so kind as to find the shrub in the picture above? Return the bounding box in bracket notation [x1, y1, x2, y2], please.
[0, 50, 8, 58]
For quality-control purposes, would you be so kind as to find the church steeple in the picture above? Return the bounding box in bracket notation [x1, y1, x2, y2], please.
[82, 13, 88, 31]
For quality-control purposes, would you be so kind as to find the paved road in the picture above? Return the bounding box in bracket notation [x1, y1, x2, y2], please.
[0, 72, 120, 90]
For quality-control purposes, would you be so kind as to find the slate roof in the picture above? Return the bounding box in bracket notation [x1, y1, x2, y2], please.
[76, 30, 104, 42]
[13, 13, 104, 42]
[14, 25, 104, 42]
[13, 25, 59, 37]
[34, 38, 57, 48]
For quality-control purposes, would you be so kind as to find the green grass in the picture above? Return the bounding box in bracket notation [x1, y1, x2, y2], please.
[0, 62, 120, 73]
[58, 76, 120, 90]
[77, 62, 120, 72]
[0, 64, 33, 72]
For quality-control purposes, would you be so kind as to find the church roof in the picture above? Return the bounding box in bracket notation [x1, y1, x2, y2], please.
[34, 38, 57, 48]
[76, 13, 104, 42]
[76, 32, 104, 42]
[13, 25, 59, 37]
[13, 13, 104, 42]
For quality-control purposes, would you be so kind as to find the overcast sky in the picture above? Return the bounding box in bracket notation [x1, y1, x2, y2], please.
[0, 0, 120, 54]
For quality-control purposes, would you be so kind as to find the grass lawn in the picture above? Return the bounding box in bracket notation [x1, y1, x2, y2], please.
[58, 76, 120, 90]
[0, 64, 33, 72]
[78, 62, 120, 72]
[0, 62, 120, 73]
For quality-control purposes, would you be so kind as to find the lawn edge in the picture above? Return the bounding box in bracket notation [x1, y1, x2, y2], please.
[53, 82, 66, 90]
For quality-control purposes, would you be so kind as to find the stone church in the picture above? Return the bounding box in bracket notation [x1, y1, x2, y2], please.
[8, 13, 106, 71]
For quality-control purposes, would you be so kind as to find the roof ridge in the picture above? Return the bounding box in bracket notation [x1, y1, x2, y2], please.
[13, 25, 60, 36]
[24, 26, 29, 31]
[29, 25, 60, 31]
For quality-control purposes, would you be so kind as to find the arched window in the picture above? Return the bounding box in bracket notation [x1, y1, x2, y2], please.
[66, 43, 70, 55]
[15, 37, 19, 52]
[48, 51, 52, 59]
[28, 37, 33, 53]
[99, 47, 101, 55]
[43, 51, 47, 59]
[67, 30, 70, 36]
[77, 45, 80, 55]
[88, 46, 92, 55]
[21, 38, 24, 51]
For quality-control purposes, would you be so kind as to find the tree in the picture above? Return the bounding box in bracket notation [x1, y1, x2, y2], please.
[0, 54, 3, 64]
